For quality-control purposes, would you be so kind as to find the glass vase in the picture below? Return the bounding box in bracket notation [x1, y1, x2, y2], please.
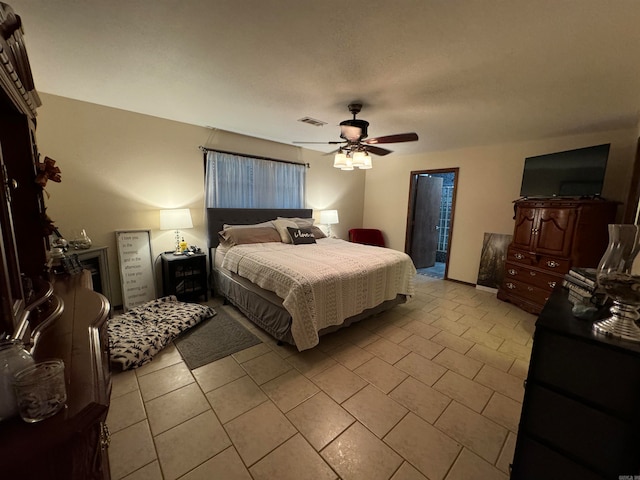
[69, 228, 92, 250]
[592, 224, 640, 342]
[0, 340, 35, 421]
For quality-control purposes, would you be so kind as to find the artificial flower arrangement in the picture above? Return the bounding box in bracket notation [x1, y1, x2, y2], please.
[35, 156, 62, 236]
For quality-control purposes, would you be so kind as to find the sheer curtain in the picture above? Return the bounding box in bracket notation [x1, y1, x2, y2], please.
[204, 151, 306, 208]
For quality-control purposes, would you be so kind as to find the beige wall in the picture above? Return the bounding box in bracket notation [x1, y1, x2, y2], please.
[363, 129, 638, 284]
[35, 93, 638, 305]
[35, 94, 365, 307]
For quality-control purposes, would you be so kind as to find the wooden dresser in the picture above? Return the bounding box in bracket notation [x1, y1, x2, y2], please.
[0, 4, 112, 479]
[497, 198, 617, 314]
[0, 273, 112, 480]
[511, 288, 640, 479]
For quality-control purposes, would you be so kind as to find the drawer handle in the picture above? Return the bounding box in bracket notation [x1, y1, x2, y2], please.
[514, 253, 525, 260]
[529, 271, 536, 276]
[527, 286, 534, 291]
[506, 282, 516, 289]
[546, 260, 560, 268]
[548, 281, 556, 288]
[508, 269, 517, 276]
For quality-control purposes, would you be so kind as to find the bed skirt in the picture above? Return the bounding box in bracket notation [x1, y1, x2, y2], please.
[212, 267, 407, 348]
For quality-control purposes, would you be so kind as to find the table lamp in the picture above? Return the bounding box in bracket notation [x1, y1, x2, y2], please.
[320, 209, 339, 237]
[160, 209, 193, 254]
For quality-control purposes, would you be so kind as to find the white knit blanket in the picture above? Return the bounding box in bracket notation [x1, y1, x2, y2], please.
[220, 238, 416, 350]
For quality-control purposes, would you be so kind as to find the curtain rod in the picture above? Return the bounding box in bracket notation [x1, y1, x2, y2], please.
[199, 146, 310, 168]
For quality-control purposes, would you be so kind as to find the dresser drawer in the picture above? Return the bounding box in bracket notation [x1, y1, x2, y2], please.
[530, 328, 640, 421]
[537, 255, 570, 274]
[504, 262, 561, 292]
[501, 278, 550, 305]
[507, 246, 536, 265]
[511, 435, 605, 480]
[520, 383, 640, 476]
[507, 247, 570, 274]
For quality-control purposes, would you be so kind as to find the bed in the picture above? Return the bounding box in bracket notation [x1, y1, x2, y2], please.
[208, 208, 416, 351]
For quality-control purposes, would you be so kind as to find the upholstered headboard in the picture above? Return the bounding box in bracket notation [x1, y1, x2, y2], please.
[207, 208, 313, 247]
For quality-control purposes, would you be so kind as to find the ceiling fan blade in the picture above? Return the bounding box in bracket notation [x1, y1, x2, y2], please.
[365, 132, 419, 144]
[366, 145, 393, 156]
[323, 149, 340, 156]
[293, 140, 346, 145]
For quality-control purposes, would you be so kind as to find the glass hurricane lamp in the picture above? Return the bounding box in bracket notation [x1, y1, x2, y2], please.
[592, 224, 640, 342]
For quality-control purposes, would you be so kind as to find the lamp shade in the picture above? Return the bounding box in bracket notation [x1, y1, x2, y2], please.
[320, 209, 339, 225]
[359, 154, 372, 169]
[333, 152, 348, 168]
[351, 150, 366, 168]
[160, 209, 193, 230]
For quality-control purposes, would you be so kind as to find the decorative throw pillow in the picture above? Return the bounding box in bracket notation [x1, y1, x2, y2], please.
[218, 226, 281, 246]
[310, 225, 327, 239]
[273, 218, 298, 243]
[277, 216, 315, 228]
[287, 227, 317, 245]
[223, 220, 274, 230]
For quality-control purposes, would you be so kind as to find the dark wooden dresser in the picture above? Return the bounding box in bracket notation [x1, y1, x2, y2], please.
[498, 198, 617, 314]
[511, 288, 640, 479]
[0, 272, 112, 480]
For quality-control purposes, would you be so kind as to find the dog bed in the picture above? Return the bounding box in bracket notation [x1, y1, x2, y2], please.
[108, 295, 216, 371]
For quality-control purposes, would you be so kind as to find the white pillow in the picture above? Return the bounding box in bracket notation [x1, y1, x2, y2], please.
[273, 219, 298, 243]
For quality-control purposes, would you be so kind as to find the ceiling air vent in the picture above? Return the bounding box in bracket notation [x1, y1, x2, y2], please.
[298, 117, 327, 127]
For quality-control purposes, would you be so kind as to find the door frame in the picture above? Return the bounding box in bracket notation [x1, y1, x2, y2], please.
[405, 167, 459, 279]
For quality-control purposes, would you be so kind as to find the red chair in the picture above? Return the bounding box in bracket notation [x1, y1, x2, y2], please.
[348, 228, 386, 247]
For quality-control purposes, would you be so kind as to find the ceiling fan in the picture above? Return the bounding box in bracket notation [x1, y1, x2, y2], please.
[294, 103, 418, 170]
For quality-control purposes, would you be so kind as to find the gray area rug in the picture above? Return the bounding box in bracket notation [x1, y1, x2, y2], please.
[174, 308, 262, 370]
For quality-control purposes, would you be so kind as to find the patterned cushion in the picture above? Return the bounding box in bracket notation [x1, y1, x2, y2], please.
[108, 296, 216, 371]
[287, 227, 317, 245]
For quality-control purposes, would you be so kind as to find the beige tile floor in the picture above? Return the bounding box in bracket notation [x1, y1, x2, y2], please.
[107, 275, 535, 480]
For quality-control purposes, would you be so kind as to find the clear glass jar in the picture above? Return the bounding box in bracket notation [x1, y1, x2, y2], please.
[13, 359, 67, 423]
[0, 340, 34, 421]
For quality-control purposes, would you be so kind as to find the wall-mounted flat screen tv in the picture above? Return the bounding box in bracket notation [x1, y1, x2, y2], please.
[519, 143, 610, 198]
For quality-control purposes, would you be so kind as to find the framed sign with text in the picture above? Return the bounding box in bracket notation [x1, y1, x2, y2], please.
[115, 230, 156, 310]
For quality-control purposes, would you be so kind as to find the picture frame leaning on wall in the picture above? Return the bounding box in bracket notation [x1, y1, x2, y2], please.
[115, 230, 156, 311]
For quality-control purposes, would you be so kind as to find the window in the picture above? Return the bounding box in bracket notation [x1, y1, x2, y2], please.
[204, 150, 306, 208]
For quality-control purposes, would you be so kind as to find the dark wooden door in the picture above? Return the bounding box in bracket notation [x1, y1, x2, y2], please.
[0, 146, 25, 337]
[535, 207, 577, 257]
[512, 206, 537, 252]
[410, 175, 443, 268]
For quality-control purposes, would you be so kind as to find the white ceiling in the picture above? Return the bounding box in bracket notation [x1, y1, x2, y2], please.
[9, 0, 640, 156]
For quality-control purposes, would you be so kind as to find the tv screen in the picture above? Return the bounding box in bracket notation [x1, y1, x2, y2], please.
[519, 143, 610, 198]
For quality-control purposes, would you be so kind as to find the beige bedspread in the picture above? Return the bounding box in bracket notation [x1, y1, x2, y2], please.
[220, 238, 416, 350]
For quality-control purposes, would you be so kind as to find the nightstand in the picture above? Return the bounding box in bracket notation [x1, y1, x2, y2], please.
[161, 252, 208, 301]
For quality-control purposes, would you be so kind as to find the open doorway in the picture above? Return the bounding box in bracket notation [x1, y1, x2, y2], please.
[405, 168, 458, 279]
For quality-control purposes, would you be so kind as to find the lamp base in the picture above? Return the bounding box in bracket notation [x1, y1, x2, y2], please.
[592, 300, 640, 343]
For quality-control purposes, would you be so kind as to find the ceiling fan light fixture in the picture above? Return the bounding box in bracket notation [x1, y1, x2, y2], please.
[333, 150, 348, 169]
[359, 153, 373, 169]
[341, 156, 354, 171]
[351, 150, 367, 168]
[294, 104, 419, 171]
